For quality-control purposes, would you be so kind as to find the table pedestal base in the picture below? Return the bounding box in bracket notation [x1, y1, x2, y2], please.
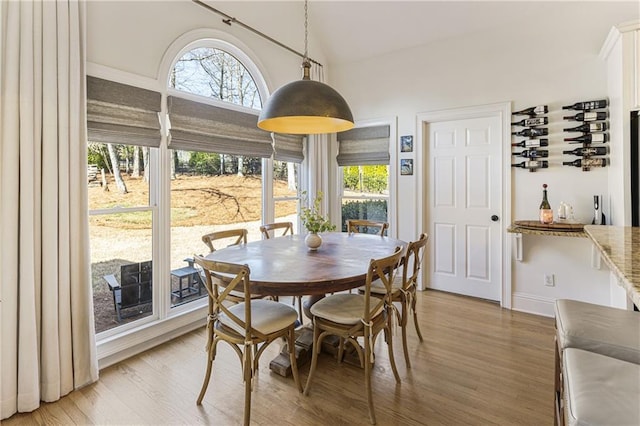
[269, 327, 363, 377]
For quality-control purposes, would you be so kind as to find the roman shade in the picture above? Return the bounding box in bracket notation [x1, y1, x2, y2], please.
[167, 95, 273, 158]
[336, 125, 390, 166]
[87, 76, 162, 147]
[272, 133, 305, 163]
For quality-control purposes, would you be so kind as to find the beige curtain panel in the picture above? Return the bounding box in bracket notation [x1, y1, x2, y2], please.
[336, 124, 391, 166]
[0, 0, 98, 419]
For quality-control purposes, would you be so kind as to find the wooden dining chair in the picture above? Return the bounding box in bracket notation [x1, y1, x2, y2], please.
[201, 228, 248, 253]
[193, 255, 302, 426]
[259, 221, 304, 322]
[259, 221, 293, 239]
[363, 233, 428, 368]
[303, 246, 404, 425]
[346, 219, 389, 236]
[201, 228, 263, 302]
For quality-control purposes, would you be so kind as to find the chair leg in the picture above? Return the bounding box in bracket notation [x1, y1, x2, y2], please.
[296, 296, 304, 325]
[411, 293, 424, 342]
[288, 326, 303, 393]
[243, 344, 253, 426]
[384, 327, 401, 383]
[364, 328, 377, 425]
[303, 325, 321, 396]
[197, 334, 216, 405]
[401, 302, 411, 369]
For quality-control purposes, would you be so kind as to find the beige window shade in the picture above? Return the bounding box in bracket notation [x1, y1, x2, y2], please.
[167, 95, 273, 158]
[272, 133, 305, 163]
[336, 125, 390, 166]
[86, 76, 162, 147]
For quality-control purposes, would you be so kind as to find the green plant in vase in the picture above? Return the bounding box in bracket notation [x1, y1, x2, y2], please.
[300, 191, 336, 250]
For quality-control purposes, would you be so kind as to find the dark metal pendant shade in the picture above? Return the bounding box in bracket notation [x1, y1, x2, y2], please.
[258, 77, 354, 135]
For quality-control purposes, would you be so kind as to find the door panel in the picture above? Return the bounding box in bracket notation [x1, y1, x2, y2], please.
[428, 116, 501, 301]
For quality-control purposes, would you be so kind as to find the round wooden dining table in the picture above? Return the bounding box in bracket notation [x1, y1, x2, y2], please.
[204, 231, 406, 297]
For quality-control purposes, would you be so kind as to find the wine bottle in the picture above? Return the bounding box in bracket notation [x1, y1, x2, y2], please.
[563, 158, 608, 168]
[512, 128, 549, 137]
[511, 160, 549, 169]
[562, 99, 608, 111]
[563, 111, 608, 122]
[563, 122, 608, 133]
[511, 117, 549, 127]
[562, 146, 608, 156]
[512, 149, 549, 158]
[564, 133, 608, 144]
[539, 184, 553, 224]
[511, 138, 549, 148]
[512, 105, 548, 116]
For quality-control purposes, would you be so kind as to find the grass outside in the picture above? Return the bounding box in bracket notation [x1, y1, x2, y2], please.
[90, 174, 297, 333]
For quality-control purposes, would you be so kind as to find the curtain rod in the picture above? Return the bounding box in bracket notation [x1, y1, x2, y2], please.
[191, 0, 323, 67]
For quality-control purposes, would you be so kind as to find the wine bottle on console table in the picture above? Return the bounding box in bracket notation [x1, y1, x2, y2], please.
[563, 158, 608, 168]
[511, 138, 549, 148]
[539, 184, 553, 224]
[512, 128, 549, 137]
[563, 111, 608, 122]
[511, 160, 549, 170]
[512, 105, 548, 116]
[511, 117, 549, 127]
[564, 133, 608, 144]
[563, 122, 608, 133]
[562, 146, 608, 156]
[562, 99, 608, 110]
[513, 149, 548, 158]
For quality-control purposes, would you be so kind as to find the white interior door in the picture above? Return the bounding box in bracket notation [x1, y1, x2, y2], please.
[428, 115, 502, 301]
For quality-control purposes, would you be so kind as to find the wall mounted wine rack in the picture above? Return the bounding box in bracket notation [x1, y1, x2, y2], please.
[511, 105, 549, 172]
[561, 99, 609, 171]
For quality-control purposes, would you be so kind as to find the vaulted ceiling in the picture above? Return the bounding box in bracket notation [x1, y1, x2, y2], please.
[199, 1, 639, 66]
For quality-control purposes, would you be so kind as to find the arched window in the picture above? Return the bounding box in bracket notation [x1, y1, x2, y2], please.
[170, 47, 262, 109]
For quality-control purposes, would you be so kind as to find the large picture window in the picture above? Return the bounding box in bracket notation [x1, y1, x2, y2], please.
[88, 41, 303, 341]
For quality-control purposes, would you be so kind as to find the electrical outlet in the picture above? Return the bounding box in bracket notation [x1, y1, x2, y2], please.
[544, 273, 555, 287]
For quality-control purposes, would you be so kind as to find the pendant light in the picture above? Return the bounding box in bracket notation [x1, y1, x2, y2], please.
[257, 0, 354, 135]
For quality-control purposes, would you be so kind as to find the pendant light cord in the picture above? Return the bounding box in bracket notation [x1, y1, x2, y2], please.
[304, 0, 309, 60]
[192, 0, 322, 68]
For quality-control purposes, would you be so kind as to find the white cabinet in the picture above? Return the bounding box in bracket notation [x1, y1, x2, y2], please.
[599, 21, 640, 226]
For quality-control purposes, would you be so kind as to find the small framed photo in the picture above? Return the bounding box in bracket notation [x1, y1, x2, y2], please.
[400, 159, 413, 176]
[400, 135, 413, 153]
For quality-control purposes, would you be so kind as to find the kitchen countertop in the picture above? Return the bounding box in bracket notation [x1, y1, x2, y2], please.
[583, 225, 640, 308]
[507, 225, 587, 238]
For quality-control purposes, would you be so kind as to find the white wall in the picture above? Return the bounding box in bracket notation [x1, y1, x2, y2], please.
[329, 2, 638, 315]
[86, 1, 326, 92]
[86, 1, 639, 316]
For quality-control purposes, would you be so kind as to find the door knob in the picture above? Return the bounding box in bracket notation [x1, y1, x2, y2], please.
[491, 215, 499, 222]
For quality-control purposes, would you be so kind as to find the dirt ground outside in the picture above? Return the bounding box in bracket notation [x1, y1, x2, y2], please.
[90, 174, 297, 333]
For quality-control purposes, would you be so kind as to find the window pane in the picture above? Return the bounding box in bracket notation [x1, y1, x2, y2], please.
[342, 165, 389, 195]
[90, 211, 153, 333]
[341, 165, 389, 232]
[171, 47, 261, 109]
[89, 143, 153, 334]
[88, 143, 151, 207]
[340, 198, 388, 233]
[170, 150, 263, 308]
[274, 161, 299, 229]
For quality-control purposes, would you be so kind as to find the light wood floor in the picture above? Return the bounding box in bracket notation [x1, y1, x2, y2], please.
[4, 290, 555, 425]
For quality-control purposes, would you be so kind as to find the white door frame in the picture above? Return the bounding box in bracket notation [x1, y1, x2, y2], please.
[415, 102, 512, 308]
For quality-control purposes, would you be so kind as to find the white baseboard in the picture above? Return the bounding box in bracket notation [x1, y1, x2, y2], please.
[511, 292, 555, 317]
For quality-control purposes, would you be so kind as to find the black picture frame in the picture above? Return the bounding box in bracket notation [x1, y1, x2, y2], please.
[400, 135, 413, 152]
[400, 159, 413, 175]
